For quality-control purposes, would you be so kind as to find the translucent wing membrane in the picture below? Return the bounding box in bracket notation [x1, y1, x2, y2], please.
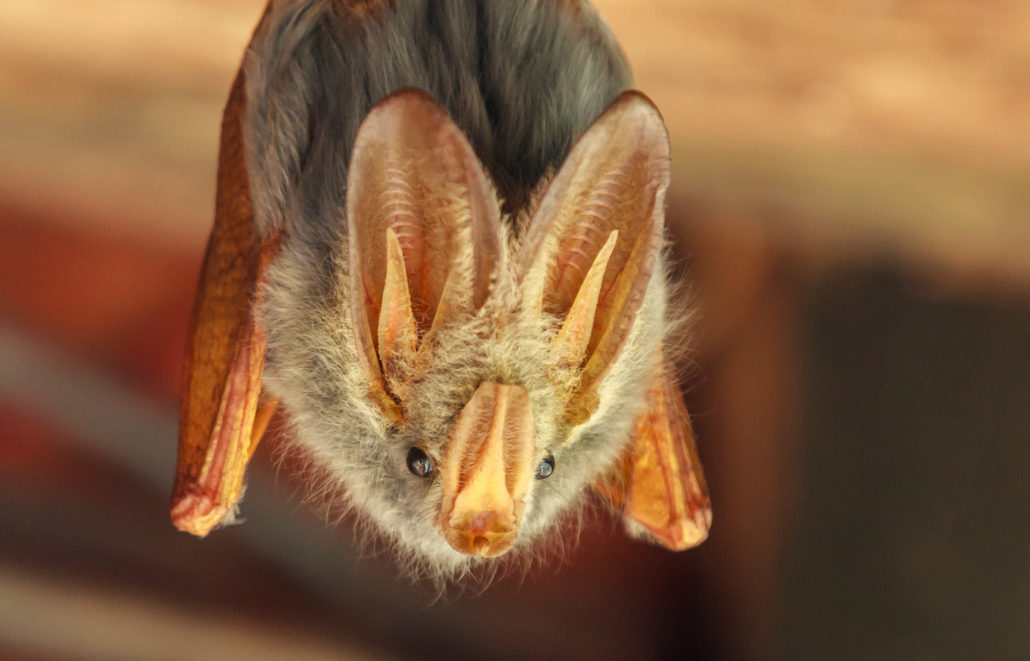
[171, 73, 282, 536]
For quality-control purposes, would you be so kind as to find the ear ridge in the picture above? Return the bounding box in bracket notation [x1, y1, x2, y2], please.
[521, 91, 671, 421]
[347, 89, 502, 419]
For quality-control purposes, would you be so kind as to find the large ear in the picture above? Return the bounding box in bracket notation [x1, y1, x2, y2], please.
[521, 91, 669, 424]
[171, 72, 282, 537]
[347, 89, 502, 420]
[594, 352, 712, 550]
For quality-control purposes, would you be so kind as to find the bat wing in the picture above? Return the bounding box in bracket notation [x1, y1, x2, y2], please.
[170, 71, 281, 537]
[594, 352, 712, 550]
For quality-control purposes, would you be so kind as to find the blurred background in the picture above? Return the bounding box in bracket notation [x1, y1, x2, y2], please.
[1, 0, 1028, 659]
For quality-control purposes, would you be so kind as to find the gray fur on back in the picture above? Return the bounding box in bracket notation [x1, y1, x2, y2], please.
[244, 0, 631, 243]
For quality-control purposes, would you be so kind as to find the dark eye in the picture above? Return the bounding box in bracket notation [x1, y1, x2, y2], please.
[406, 447, 434, 478]
[535, 454, 555, 480]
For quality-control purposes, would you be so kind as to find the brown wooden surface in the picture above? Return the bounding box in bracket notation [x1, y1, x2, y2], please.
[1, 0, 1026, 281]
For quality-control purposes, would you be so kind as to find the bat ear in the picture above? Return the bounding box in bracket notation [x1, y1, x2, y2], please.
[346, 89, 502, 420]
[594, 352, 711, 550]
[171, 73, 282, 537]
[521, 91, 670, 424]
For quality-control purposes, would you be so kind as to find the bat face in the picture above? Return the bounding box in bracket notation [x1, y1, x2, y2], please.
[172, 0, 710, 580]
[258, 89, 674, 574]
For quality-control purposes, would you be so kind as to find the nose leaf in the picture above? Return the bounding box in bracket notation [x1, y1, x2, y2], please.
[439, 382, 535, 557]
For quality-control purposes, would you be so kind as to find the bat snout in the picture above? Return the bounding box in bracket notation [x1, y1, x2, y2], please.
[438, 381, 535, 559]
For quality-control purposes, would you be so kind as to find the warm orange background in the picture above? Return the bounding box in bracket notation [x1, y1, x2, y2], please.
[1, 1, 1028, 659]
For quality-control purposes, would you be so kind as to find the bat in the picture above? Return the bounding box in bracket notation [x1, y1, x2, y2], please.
[171, 0, 710, 578]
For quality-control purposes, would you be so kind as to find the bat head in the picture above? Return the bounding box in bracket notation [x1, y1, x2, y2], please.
[261, 88, 673, 577]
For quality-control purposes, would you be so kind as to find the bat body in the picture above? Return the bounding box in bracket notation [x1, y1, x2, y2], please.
[173, 0, 710, 579]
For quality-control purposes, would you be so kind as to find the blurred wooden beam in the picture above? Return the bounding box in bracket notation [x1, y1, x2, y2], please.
[1, 0, 1027, 280]
[0, 561, 380, 661]
[0, 0, 258, 248]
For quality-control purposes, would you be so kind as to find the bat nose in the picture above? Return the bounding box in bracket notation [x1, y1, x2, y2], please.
[444, 475, 521, 558]
[438, 381, 535, 559]
[444, 511, 518, 557]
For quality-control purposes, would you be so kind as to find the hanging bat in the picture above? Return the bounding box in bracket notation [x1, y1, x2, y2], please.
[171, 0, 710, 578]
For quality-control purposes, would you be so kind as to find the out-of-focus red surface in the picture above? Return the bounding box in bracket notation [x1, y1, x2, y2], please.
[0, 206, 198, 400]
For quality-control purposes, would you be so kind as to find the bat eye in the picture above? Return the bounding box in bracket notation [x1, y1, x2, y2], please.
[535, 455, 555, 480]
[406, 447, 434, 478]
